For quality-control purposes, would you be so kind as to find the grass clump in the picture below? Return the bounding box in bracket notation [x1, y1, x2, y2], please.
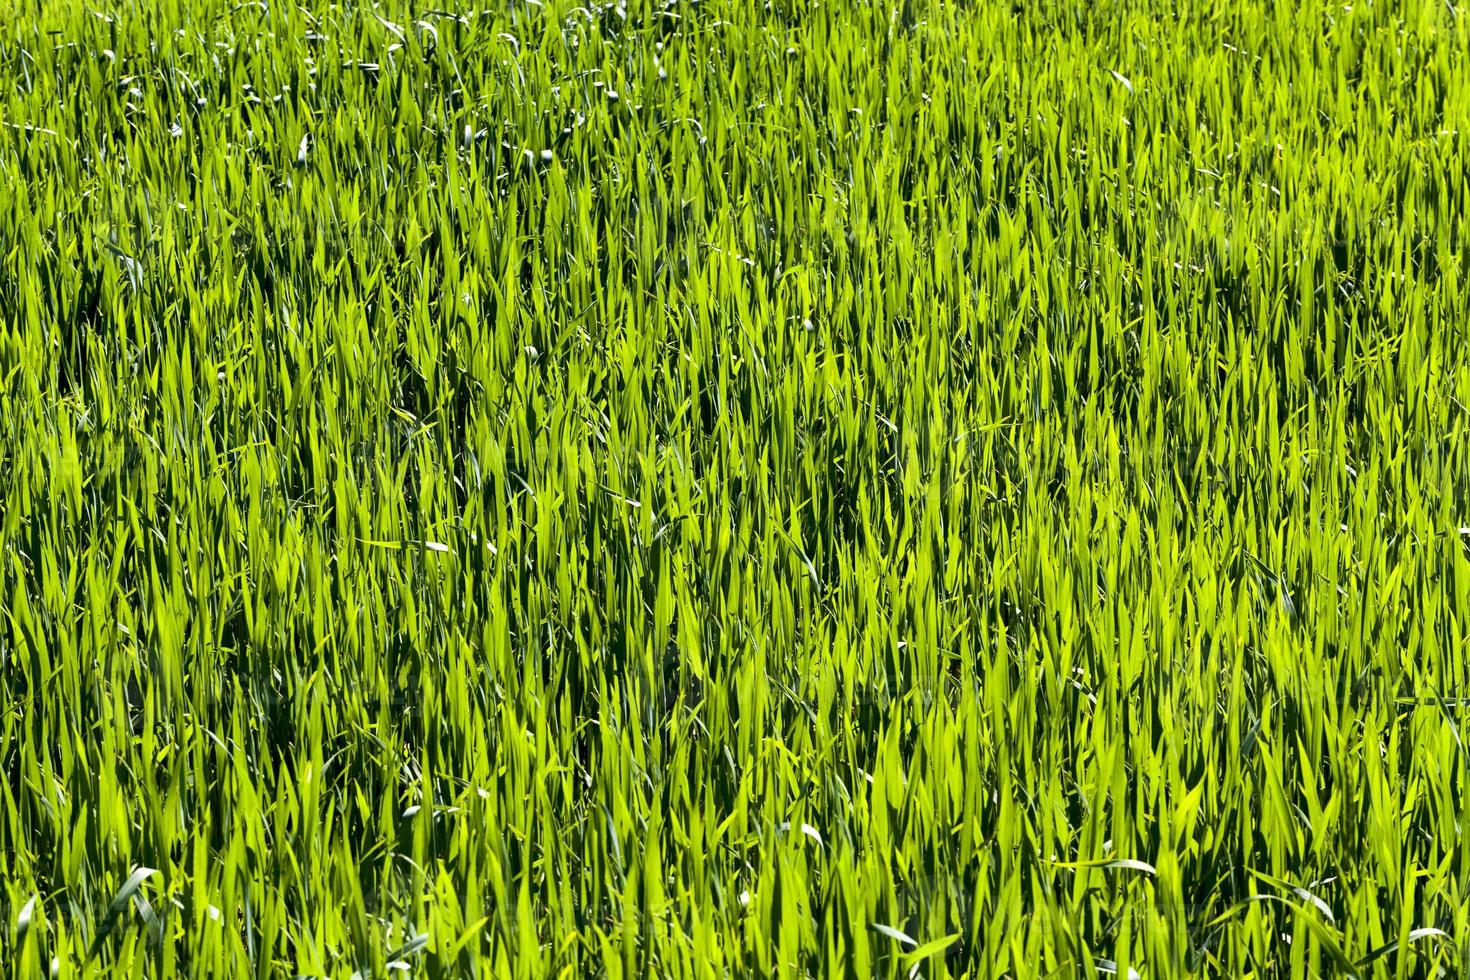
[2, 0, 1469, 975]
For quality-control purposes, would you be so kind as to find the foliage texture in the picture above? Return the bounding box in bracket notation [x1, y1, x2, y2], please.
[2, 0, 1470, 975]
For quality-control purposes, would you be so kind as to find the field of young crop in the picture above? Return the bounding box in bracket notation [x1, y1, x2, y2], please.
[3, 0, 1469, 975]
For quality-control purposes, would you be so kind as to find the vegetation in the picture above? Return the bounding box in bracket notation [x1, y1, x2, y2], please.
[2, 0, 1469, 975]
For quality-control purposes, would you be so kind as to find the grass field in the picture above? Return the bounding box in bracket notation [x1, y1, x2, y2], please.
[3, 0, 1470, 975]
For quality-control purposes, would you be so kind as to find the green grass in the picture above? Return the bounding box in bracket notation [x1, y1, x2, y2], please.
[2, 0, 1469, 975]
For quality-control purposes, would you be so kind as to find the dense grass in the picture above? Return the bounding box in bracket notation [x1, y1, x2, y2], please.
[3, 0, 1470, 975]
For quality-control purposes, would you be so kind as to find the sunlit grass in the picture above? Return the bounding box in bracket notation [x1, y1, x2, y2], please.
[2, 0, 1469, 975]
